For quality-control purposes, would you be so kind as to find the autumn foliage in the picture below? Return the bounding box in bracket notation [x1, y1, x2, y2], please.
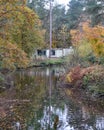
[65, 65, 93, 87]
[0, 0, 45, 69]
[65, 65, 104, 90]
[70, 22, 104, 57]
[0, 39, 29, 70]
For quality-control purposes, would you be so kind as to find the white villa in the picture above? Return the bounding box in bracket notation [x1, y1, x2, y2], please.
[34, 47, 73, 59]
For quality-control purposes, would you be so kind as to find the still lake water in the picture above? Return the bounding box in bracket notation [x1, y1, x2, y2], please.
[0, 66, 104, 130]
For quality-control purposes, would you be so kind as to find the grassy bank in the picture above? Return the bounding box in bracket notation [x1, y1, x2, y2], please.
[30, 57, 67, 67]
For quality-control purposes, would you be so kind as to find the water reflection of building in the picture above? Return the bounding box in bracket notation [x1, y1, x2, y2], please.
[25, 67, 65, 77]
[46, 67, 65, 77]
[14, 67, 104, 130]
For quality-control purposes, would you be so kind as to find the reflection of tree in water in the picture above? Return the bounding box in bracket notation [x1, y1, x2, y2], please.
[0, 68, 51, 129]
[64, 89, 104, 130]
[33, 79, 104, 130]
[67, 105, 104, 130]
[0, 67, 104, 130]
[66, 103, 96, 130]
[0, 67, 63, 130]
[26, 68, 66, 130]
[27, 68, 104, 130]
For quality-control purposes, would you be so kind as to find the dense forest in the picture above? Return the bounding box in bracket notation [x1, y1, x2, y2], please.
[0, 1, 104, 129]
[0, 0, 104, 68]
[0, 0, 104, 70]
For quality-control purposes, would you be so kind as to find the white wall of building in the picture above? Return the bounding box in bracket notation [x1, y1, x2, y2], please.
[35, 47, 74, 59]
[46, 50, 50, 58]
[55, 49, 63, 57]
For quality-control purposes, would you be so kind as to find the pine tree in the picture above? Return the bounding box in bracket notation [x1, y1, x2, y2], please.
[66, 0, 85, 29]
[85, 0, 104, 26]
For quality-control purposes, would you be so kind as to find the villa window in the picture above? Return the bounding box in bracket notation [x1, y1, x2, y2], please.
[43, 50, 46, 56]
[37, 50, 42, 56]
[51, 50, 55, 55]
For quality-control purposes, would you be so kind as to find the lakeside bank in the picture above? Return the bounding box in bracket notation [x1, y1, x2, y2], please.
[61, 65, 104, 99]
